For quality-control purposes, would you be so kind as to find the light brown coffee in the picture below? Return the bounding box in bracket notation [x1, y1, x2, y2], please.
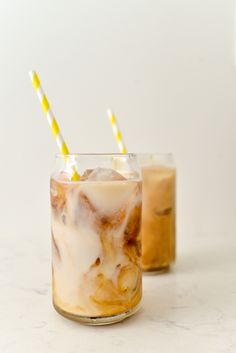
[141, 166, 176, 272]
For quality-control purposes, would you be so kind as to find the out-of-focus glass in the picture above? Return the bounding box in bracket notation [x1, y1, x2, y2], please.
[139, 153, 176, 273]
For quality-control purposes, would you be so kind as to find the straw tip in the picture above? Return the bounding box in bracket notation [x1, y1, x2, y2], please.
[107, 108, 113, 117]
[29, 70, 35, 79]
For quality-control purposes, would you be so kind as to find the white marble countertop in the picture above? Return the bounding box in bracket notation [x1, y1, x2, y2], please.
[0, 231, 235, 353]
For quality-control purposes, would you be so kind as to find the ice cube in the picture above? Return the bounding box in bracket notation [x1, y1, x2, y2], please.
[124, 203, 142, 244]
[59, 171, 71, 181]
[80, 169, 94, 181]
[117, 264, 140, 294]
[87, 168, 126, 181]
[50, 179, 67, 212]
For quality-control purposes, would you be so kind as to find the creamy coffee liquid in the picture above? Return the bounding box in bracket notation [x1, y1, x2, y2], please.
[51, 169, 142, 317]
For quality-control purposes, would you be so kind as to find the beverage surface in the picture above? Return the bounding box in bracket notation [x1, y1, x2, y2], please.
[141, 165, 176, 271]
[51, 168, 142, 317]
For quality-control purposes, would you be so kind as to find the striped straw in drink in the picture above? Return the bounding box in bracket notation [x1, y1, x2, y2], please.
[107, 109, 127, 154]
[29, 70, 80, 181]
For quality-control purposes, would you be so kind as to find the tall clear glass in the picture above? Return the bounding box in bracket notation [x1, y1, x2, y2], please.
[50, 154, 142, 325]
[138, 153, 176, 273]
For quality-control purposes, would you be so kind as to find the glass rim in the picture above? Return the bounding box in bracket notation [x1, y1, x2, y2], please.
[55, 152, 137, 158]
[55, 152, 173, 158]
[136, 152, 173, 156]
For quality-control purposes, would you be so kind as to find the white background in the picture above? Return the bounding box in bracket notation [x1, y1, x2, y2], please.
[0, 1, 236, 352]
[0, 0, 235, 239]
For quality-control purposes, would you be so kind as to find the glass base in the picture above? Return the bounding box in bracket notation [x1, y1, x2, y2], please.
[53, 301, 141, 325]
[142, 265, 170, 275]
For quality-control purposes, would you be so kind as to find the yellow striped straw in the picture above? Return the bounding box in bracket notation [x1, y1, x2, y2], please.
[29, 70, 80, 181]
[107, 109, 127, 154]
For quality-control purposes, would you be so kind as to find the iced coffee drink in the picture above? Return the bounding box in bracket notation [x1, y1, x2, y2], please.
[50, 154, 142, 324]
[139, 154, 176, 273]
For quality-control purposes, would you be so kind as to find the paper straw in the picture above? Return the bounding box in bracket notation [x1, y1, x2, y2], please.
[107, 109, 127, 154]
[29, 70, 80, 181]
